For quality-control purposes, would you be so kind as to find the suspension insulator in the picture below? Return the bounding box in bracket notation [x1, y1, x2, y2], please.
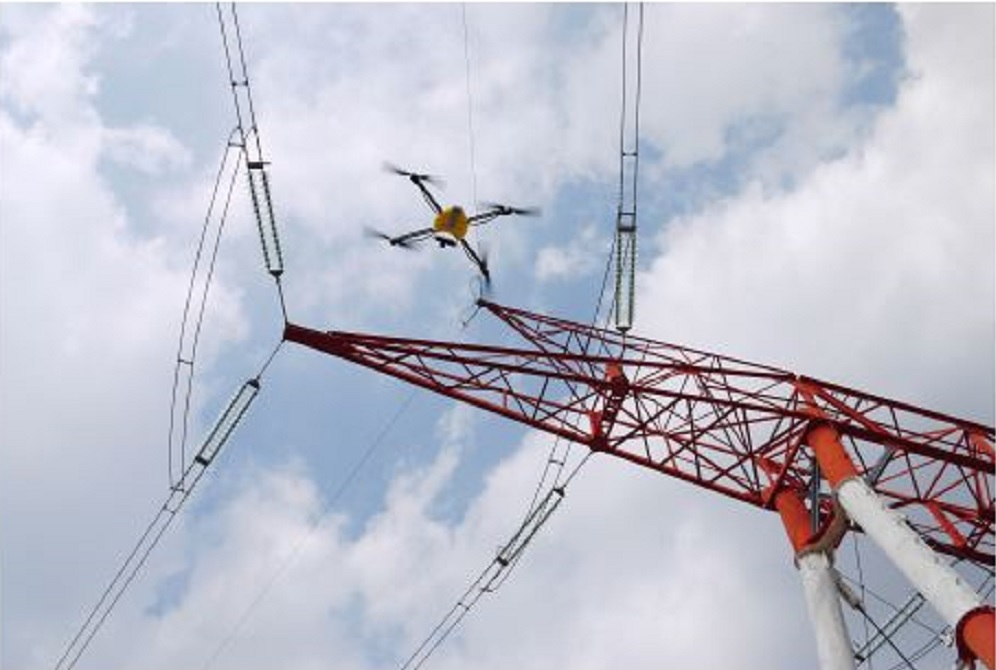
[194, 378, 260, 466]
[247, 162, 284, 277]
[614, 224, 637, 333]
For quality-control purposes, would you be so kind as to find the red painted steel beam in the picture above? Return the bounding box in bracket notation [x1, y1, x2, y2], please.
[283, 301, 995, 569]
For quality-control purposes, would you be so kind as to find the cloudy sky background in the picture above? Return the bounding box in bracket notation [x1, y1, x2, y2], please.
[1, 3, 993, 670]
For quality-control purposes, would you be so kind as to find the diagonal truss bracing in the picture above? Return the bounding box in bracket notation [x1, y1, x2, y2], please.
[284, 300, 995, 569]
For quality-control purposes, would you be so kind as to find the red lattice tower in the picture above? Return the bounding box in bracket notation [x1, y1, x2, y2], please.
[284, 299, 994, 666]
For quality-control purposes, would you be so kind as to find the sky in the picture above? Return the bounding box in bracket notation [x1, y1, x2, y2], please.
[0, 3, 993, 670]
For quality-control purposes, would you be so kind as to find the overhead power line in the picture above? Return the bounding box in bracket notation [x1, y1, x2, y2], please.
[397, 452, 591, 670]
[200, 389, 420, 669]
[216, 2, 288, 318]
[52, 345, 278, 670]
[391, 15, 640, 654]
[613, 2, 643, 334]
[53, 6, 294, 667]
[461, 4, 479, 213]
[168, 130, 243, 491]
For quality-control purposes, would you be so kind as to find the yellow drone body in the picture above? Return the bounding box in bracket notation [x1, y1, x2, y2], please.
[374, 165, 537, 285]
[433, 206, 469, 240]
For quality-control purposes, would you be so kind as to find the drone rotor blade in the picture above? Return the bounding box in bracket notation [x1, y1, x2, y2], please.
[363, 226, 418, 250]
[479, 201, 541, 217]
[417, 173, 445, 188]
[382, 161, 411, 177]
[383, 161, 444, 187]
[363, 226, 392, 241]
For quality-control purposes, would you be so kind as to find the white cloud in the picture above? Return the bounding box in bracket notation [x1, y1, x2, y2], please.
[64, 429, 809, 670]
[0, 4, 100, 124]
[103, 123, 192, 174]
[218, 4, 873, 323]
[637, 3, 994, 420]
[534, 225, 608, 282]
[561, 4, 868, 190]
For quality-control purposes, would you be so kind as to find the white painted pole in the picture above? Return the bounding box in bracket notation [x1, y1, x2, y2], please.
[771, 484, 856, 670]
[834, 477, 981, 626]
[798, 551, 858, 670]
[807, 423, 994, 668]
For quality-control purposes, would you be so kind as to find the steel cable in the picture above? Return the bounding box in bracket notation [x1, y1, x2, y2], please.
[853, 534, 875, 670]
[394, 13, 638, 657]
[52, 338, 282, 670]
[397, 452, 591, 670]
[461, 4, 479, 218]
[169, 133, 244, 488]
[200, 389, 419, 669]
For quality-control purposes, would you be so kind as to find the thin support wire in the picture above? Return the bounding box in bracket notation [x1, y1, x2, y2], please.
[254, 339, 284, 381]
[218, 1, 289, 286]
[511, 206, 618, 542]
[216, 4, 245, 144]
[169, 131, 242, 488]
[592, 231, 618, 332]
[200, 388, 420, 669]
[853, 534, 875, 670]
[231, 3, 265, 160]
[182, 144, 245, 480]
[275, 274, 289, 324]
[837, 572, 947, 639]
[434, 39, 628, 624]
[880, 638, 944, 670]
[613, 2, 643, 333]
[58, 8, 290, 669]
[397, 452, 591, 670]
[854, 606, 919, 670]
[53, 341, 280, 670]
[461, 4, 479, 215]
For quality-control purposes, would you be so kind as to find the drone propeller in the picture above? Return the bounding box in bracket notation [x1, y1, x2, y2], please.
[383, 162, 445, 187]
[363, 226, 418, 250]
[479, 201, 541, 217]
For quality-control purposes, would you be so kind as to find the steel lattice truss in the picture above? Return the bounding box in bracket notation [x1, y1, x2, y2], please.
[285, 300, 995, 568]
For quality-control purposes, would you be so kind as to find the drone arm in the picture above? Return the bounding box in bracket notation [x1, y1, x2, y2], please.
[414, 179, 443, 214]
[459, 239, 489, 278]
[467, 210, 503, 227]
[391, 226, 436, 246]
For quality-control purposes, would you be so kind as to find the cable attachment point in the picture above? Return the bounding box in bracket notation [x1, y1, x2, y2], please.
[460, 303, 483, 330]
[461, 279, 489, 328]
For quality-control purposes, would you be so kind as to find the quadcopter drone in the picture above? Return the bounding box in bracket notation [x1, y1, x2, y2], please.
[367, 163, 540, 287]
